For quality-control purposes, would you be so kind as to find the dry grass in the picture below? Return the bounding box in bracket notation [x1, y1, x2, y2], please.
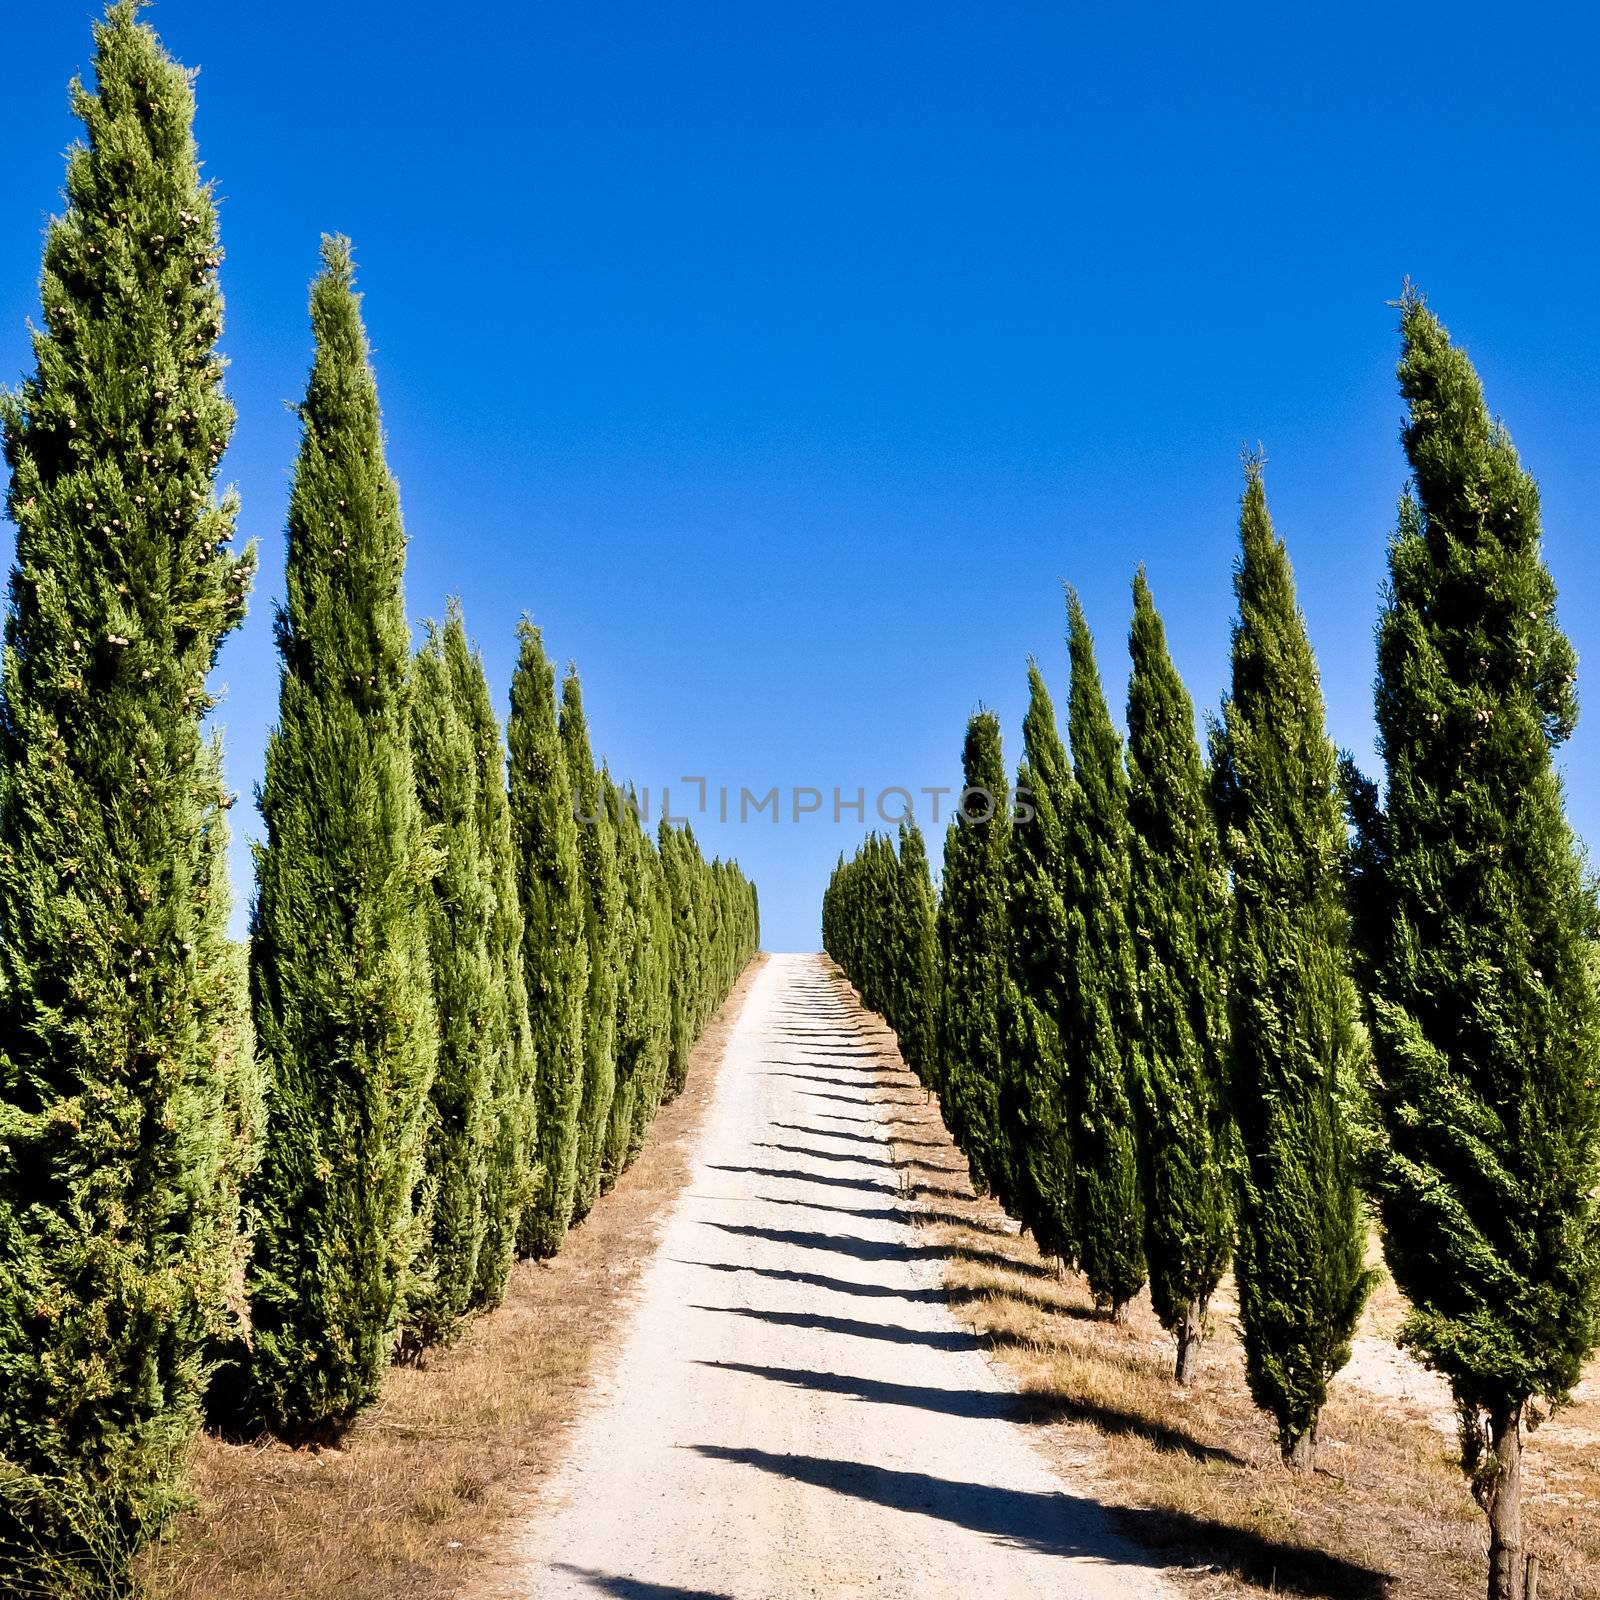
[830, 963, 1600, 1600]
[136, 957, 767, 1600]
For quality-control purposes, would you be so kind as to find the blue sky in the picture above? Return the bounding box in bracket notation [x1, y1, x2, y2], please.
[4, 2, 1597, 951]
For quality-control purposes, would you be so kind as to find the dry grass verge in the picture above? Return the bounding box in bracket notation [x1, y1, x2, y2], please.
[827, 962, 1600, 1600]
[137, 956, 767, 1600]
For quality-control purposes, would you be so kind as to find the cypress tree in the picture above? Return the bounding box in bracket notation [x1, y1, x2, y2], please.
[627, 799, 675, 1157]
[1126, 569, 1232, 1381]
[1002, 661, 1078, 1264]
[1212, 458, 1371, 1469]
[935, 711, 1013, 1202]
[1347, 295, 1600, 1599]
[1062, 591, 1145, 1318]
[508, 621, 587, 1256]
[895, 818, 941, 1093]
[0, 3, 258, 1569]
[659, 821, 697, 1098]
[602, 775, 643, 1182]
[246, 238, 438, 1442]
[456, 620, 535, 1311]
[402, 608, 496, 1350]
[560, 668, 619, 1221]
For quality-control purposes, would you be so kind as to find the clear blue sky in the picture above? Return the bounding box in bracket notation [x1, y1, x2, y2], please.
[4, 3, 1598, 951]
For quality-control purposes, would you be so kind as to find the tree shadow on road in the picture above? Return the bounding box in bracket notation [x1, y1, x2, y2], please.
[754, 1140, 895, 1167]
[796, 1087, 920, 1108]
[672, 1258, 954, 1302]
[760, 1071, 896, 1092]
[697, 1221, 1052, 1279]
[694, 1360, 1245, 1464]
[772, 1120, 887, 1146]
[745, 1190, 1014, 1238]
[549, 1565, 734, 1600]
[703, 1163, 895, 1195]
[685, 1448, 1393, 1599]
[676, 1257, 1112, 1324]
[696, 1359, 1021, 1420]
[688, 1304, 983, 1352]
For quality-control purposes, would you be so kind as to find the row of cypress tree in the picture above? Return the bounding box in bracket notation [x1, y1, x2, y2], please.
[825, 301, 1599, 1600]
[0, 7, 760, 1592]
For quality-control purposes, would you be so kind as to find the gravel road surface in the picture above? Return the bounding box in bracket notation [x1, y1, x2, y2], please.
[517, 953, 1173, 1600]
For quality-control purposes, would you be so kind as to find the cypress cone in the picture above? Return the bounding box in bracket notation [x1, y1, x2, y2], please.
[509, 621, 587, 1255]
[1126, 569, 1233, 1381]
[1348, 294, 1600, 1599]
[246, 238, 438, 1443]
[1212, 458, 1372, 1468]
[1062, 590, 1145, 1318]
[560, 668, 619, 1222]
[935, 711, 1014, 1203]
[0, 11, 258, 1563]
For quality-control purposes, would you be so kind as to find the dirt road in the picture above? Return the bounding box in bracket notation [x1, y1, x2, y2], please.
[517, 953, 1172, 1599]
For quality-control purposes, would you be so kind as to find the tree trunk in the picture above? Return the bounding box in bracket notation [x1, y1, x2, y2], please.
[1283, 1422, 1316, 1471]
[1174, 1298, 1204, 1384]
[1483, 1403, 1525, 1600]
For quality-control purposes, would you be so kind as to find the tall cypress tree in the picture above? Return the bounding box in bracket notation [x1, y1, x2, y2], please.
[1212, 459, 1371, 1468]
[509, 622, 587, 1256]
[402, 608, 496, 1350]
[247, 238, 438, 1443]
[1063, 591, 1145, 1318]
[1347, 296, 1600, 1599]
[0, 4, 257, 1569]
[895, 817, 942, 1093]
[1002, 661, 1077, 1265]
[1126, 569, 1232, 1381]
[456, 620, 536, 1310]
[607, 778, 670, 1180]
[659, 821, 697, 1098]
[560, 668, 618, 1222]
[935, 711, 1013, 1203]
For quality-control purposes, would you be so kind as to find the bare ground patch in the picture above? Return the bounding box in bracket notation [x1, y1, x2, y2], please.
[825, 960, 1600, 1600]
[136, 956, 768, 1600]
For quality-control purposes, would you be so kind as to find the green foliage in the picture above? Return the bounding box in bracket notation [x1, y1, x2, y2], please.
[657, 822, 759, 1096]
[1126, 570, 1233, 1375]
[894, 819, 942, 1091]
[658, 821, 699, 1098]
[402, 607, 498, 1351]
[1212, 460, 1372, 1463]
[246, 238, 438, 1443]
[603, 780, 656, 1179]
[1348, 297, 1600, 1530]
[456, 622, 536, 1311]
[935, 712, 1015, 1202]
[1062, 591, 1145, 1315]
[1001, 661, 1077, 1264]
[0, 2, 257, 1570]
[560, 668, 620, 1221]
[508, 622, 587, 1257]
[821, 834, 903, 1023]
